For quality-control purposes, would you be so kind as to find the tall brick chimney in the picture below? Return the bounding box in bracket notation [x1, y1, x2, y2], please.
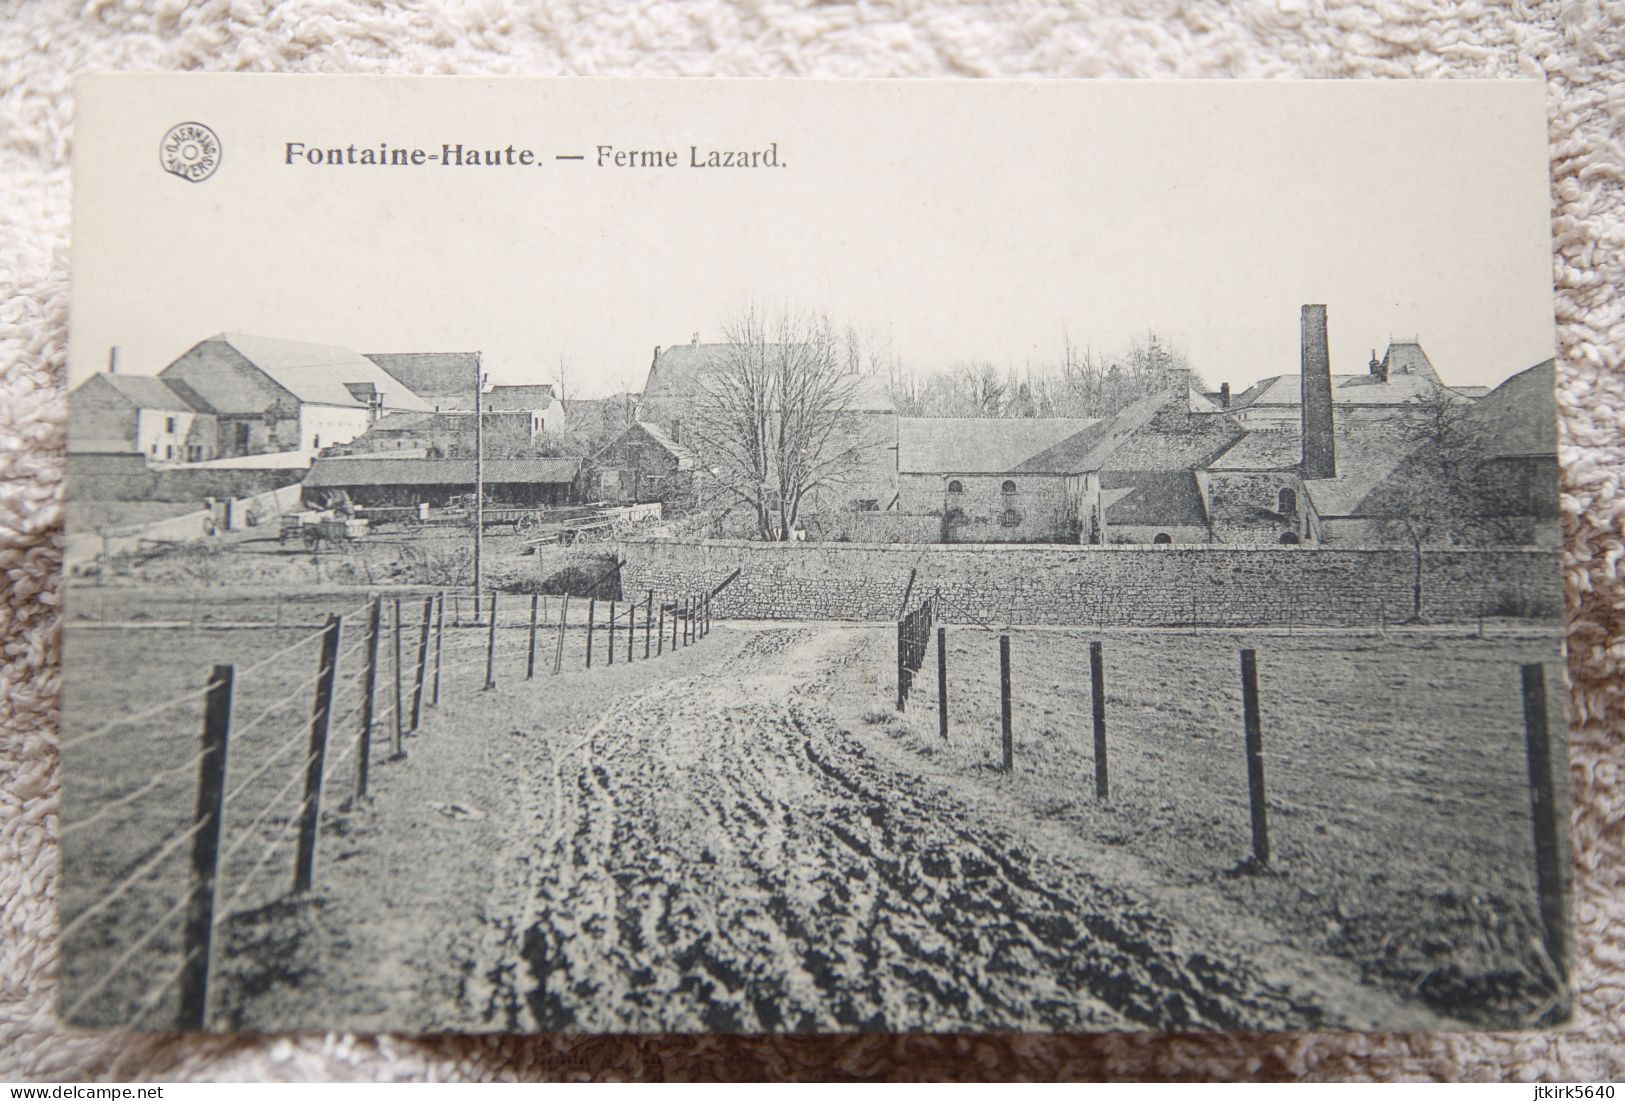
[1219, 382, 1231, 408]
[108, 346, 120, 374]
[1300, 304, 1336, 479]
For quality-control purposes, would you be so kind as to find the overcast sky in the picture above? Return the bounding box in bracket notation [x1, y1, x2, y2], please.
[70, 76, 1556, 398]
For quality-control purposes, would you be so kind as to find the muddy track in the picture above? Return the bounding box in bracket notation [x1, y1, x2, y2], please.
[490, 627, 1333, 1032]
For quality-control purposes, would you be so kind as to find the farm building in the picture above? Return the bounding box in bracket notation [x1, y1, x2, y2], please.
[366, 353, 569, 439]
[636, 334, 900, 517]
[592, 421, 702, 508]
[67, 370, 218, 464]
[156, 334, 431, 457]
[302, 455, 584, 508]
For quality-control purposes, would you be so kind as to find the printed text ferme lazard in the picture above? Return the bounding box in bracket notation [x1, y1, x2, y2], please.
[283, 142, 785, 168]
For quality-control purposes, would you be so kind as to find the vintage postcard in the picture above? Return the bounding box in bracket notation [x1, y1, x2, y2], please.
[60, 75, 1570, 1033]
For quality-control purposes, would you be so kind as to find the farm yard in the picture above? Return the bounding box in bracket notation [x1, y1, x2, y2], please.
[56, 579, 1568, 1033]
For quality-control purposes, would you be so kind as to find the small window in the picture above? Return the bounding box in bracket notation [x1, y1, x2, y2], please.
[165, 416, 177, 433]
[1277, 487, 1298, 515]
[1000, 508, 1021, 528]
[1152, 532, 1173, 544]
[857, 499, 879, 512]
[1001, 480, 1017, 494]
[1279, 531, 1301, 544]
[947, 480, 963, 493]
[313, 435, 321, 448]
[165, 445, 174, 459]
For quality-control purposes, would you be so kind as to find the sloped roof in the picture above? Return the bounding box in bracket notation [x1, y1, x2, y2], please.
[644, 341, 897, 412]
[370, 411, 435, 432]
[1100, 470, 1208, 526]
[1230, 372, 1448, 408]
[1299, 432, 1417, 516]
[897, 417, 1098, 474]
[481, 384, 557, 412]
[305, 456, 582, 488]
[1458, 360, 1557, 460]
[365, 352, 484, 402]
[1207, 428, 1302, 471]
[163, 335, 432, 413]
[633, 421, 700, 470]
[1377, 340, 1440, 382]
[94, 374, 201, 411]
[1012, 390, 1179, 475]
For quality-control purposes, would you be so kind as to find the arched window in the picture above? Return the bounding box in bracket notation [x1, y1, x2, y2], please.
[947, 480, 963, 494]
[1279, 531, 1301, 544]
[1152, 532, 1173, 544]
[1001, 479, 1017, 494]
[1277, 487, 1298, 515]
[1000, 508, 1021, 528]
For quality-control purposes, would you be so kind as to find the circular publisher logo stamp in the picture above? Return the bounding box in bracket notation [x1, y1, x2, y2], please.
[159, 122, 221, 182]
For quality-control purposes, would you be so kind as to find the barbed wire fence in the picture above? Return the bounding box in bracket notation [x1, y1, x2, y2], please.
[58, 567, 743, 1029]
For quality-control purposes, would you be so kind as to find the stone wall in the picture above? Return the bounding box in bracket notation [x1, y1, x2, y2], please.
[614, 538, 1564, 627]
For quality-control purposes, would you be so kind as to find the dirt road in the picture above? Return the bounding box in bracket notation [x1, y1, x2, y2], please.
[215, 621, 1438, 1032]
[457, 626, 1407, 1033]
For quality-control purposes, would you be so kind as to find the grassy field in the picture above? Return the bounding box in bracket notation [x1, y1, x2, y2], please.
[57, 581, 707, 1027]
[836, 624, 1570, 1024]
[57, 581, 1570, 1030]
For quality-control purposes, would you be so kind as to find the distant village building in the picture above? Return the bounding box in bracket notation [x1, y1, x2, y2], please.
[592, 421, 701, 508]
[302, 455, 583, 508]
[68, 369, 217, 463]
[68, 335, 431, 466]
[358, 353, 568, 454]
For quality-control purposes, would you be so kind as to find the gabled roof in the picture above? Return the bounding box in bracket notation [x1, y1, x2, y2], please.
[304, 456, 582, 488]
[643, 341, 896, 412]
[480, 384, 557, 412]
[1100, 470, 1208, 526]
[365, 352, 484, 402]
[598, 420, 701, 471]
[897, 418, 1098, 474]
[162, 335, 432, 413]
[1012, 390, 1179, 475]
[369, 411, 435, 432]
[91, 373, 201, 411]
[1458, 360, 1557, 460]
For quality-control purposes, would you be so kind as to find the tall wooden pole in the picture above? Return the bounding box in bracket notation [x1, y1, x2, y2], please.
[177, 663, 232, 1029]
[1090, 641, 1108, 800]
[644, 590, 653, 658]
[586, 597, 596, 668]
[608, 599, 617, 664]
[936, 625, 948, 740]
[431, 592, 444, 705]
[391, 599, 404, 758]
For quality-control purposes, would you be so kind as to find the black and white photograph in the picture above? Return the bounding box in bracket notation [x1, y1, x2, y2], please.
[56, 75, 1572, 1036]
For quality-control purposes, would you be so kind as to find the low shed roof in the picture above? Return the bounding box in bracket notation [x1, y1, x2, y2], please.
[305, 456, 582, 488]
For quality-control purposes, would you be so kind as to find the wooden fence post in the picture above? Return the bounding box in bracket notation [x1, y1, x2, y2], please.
[644, 590, 653, 658]
[936, 625, 948, 740]
[1239, 648, 1270, 866]
[627, 601, 635, 664]
[484, 591, 498, 690]
[586, 597, 596, 669]
[454, 592, 461, 626]
[177, 663, 233, 1029]
[295, 615, 342, 893]
[432, 592, 444, 706]
[391, 599, 404, 759]
[1522, 663, 1570, 986]
[411, 595, 432, 732]
[895, 620, 907, 712]
[355, 597, 382, 800]
[999, 633, 1013, 771]
[608, 599, 617, 664]
[527, 592, 540, 680]
[553, 592, 569, 674]
[658, 601, 666, 656]
[1090, 641, 1108, 800]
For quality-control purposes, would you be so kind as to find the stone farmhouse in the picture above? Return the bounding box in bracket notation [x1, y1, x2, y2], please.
[69, 334, 433, 467]
[360, 353, 569, 455]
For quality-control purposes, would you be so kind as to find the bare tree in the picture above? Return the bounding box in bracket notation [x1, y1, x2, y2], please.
[682, 305, 866, 541]
[1366, 387, 1491, 622]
